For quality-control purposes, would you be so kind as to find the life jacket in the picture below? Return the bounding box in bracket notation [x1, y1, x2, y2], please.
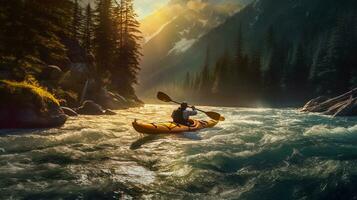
[172, 108, 187, 125]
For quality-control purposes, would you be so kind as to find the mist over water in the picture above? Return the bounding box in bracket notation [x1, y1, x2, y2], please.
[1, 105, 357, 199]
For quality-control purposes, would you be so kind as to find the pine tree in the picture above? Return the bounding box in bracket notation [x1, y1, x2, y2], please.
[111, 0, 142, 97]
[248, 50, 262, 95]
[0, 0, 73, 80]
[198, 47, 212, 96]
[184, 72, 191, 89]
[72, 0, 82, 41]
[287, 41, 311, 100]
[83, 4, 94, 53]
[314, 22, 347, 95]
[94, 0, 114, 78]
[234, 24, 245, 90]
[212, 51, 231, 95]
[264, 28, 288, 101]
[235, 24, 244, 71]
[312, 42, 329, 95]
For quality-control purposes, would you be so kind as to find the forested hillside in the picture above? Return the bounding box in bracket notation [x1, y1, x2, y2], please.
[142, 0, 357, 107]
[0, 0, 142, 108]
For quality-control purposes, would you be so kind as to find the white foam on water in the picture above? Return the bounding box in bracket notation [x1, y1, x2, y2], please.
[304, 124, 357, 136]
[234, 150, 258, 158]
[235, 119, 263, 125]
[260, 134, 287, 144]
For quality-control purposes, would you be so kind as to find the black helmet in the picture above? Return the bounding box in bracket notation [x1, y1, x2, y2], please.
[180, 102, 188, 109]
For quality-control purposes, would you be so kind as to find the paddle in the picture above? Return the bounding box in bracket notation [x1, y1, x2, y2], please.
[157, 91, 225, 121]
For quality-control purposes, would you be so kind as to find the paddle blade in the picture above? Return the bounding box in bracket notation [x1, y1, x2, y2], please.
[157, 92, 172, 102]
[205, 111, 225, 121]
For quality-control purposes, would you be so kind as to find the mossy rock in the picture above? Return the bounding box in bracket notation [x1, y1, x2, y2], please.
[0, 80, 67, 129]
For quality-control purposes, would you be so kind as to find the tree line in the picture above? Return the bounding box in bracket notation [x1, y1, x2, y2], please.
[0, 0, 142, 99]
[183, 13, 357, 106]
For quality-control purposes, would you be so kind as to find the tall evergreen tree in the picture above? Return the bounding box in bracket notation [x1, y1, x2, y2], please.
[212, 51, 231, 95]
[234, 24, 247, 92]
[198, 47, 211, 95]
[94, 0, 114, 78]
[184, 72, 191, 89]
[83, 4, 94, 52]
[287, 41, 311, 100]
[111, 0, 142, 97]
[248, 50, 262, 95]
[72, 0, 82, 41]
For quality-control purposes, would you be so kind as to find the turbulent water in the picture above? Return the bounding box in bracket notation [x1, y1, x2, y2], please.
[1, 105, 357, 200]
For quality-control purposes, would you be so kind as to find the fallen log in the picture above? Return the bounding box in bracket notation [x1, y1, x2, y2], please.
[301, 88, 357, 117]
[302, 88, 357, 113]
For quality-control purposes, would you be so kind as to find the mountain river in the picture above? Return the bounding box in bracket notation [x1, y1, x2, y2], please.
[1, 104, 357, 199]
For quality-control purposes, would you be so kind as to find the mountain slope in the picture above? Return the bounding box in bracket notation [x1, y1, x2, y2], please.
[139, 0, 357, 104]
[138, 0, 252, 93]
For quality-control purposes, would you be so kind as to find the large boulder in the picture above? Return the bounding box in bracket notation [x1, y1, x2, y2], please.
[97, 89, 129, 110]
[75, 100, 104, 115]
[75, 100, 116, 115]
[0, 80, 67, 129]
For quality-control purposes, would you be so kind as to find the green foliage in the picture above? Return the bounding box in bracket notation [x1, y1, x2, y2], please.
[93, 0, 142, 97]
[0, 0, 73, 80]
[72, 0, 83, 41]
[83, 4, 94, 52]
[0, 0, 142, 103]
[185, 6, 357, 106]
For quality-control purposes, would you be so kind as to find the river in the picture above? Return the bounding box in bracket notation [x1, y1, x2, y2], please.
[1, 104, 357, 199]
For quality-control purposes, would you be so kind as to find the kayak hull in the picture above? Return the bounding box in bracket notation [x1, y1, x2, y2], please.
[132, 119, 218, 134]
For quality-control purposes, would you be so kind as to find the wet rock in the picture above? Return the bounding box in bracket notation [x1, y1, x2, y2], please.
[41, 65, 63, 81]
[97, 89, 128, 110]
[104, 109, 116, 115]
[61, 107, 78, 117]
[301, 88, 357, 117]
[75, 100, 105, 115]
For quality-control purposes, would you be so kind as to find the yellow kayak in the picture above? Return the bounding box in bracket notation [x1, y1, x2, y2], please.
[132, 119, 218, 134]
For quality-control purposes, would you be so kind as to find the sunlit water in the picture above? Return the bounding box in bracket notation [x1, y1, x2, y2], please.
[1, 105, 357, 199]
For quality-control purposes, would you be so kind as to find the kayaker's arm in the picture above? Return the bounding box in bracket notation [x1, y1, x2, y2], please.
[183, 107, 198, 120]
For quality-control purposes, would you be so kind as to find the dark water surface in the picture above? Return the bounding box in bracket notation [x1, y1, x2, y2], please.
[1, 105, 357, 199]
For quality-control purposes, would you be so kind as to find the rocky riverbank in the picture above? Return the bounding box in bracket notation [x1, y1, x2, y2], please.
[0, 79, 143, 129]
[301, 88, 357, 117]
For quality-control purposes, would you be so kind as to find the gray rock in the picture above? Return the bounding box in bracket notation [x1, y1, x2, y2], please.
[0, 107, 67, 129]
[41, 65, 63, 81]
[76, 100, 105, 115]
[61, 107, 78, 116]
[104, 109, 116, 115]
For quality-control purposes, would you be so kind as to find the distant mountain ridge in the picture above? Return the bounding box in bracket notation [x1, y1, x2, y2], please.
[138, 0, 253, 95]
[138, 0, 357, 105]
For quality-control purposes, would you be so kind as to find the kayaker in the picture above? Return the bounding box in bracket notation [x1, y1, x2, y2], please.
[171, 102, 198, 126]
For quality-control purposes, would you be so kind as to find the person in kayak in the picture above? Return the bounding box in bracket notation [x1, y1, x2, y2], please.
[171, 102, 198, 126]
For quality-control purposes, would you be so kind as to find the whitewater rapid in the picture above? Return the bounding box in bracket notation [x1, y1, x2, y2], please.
[0, 105, 357, 199]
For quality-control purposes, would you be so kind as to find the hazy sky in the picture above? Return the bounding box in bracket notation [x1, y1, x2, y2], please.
[134, 0, 170, 19]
